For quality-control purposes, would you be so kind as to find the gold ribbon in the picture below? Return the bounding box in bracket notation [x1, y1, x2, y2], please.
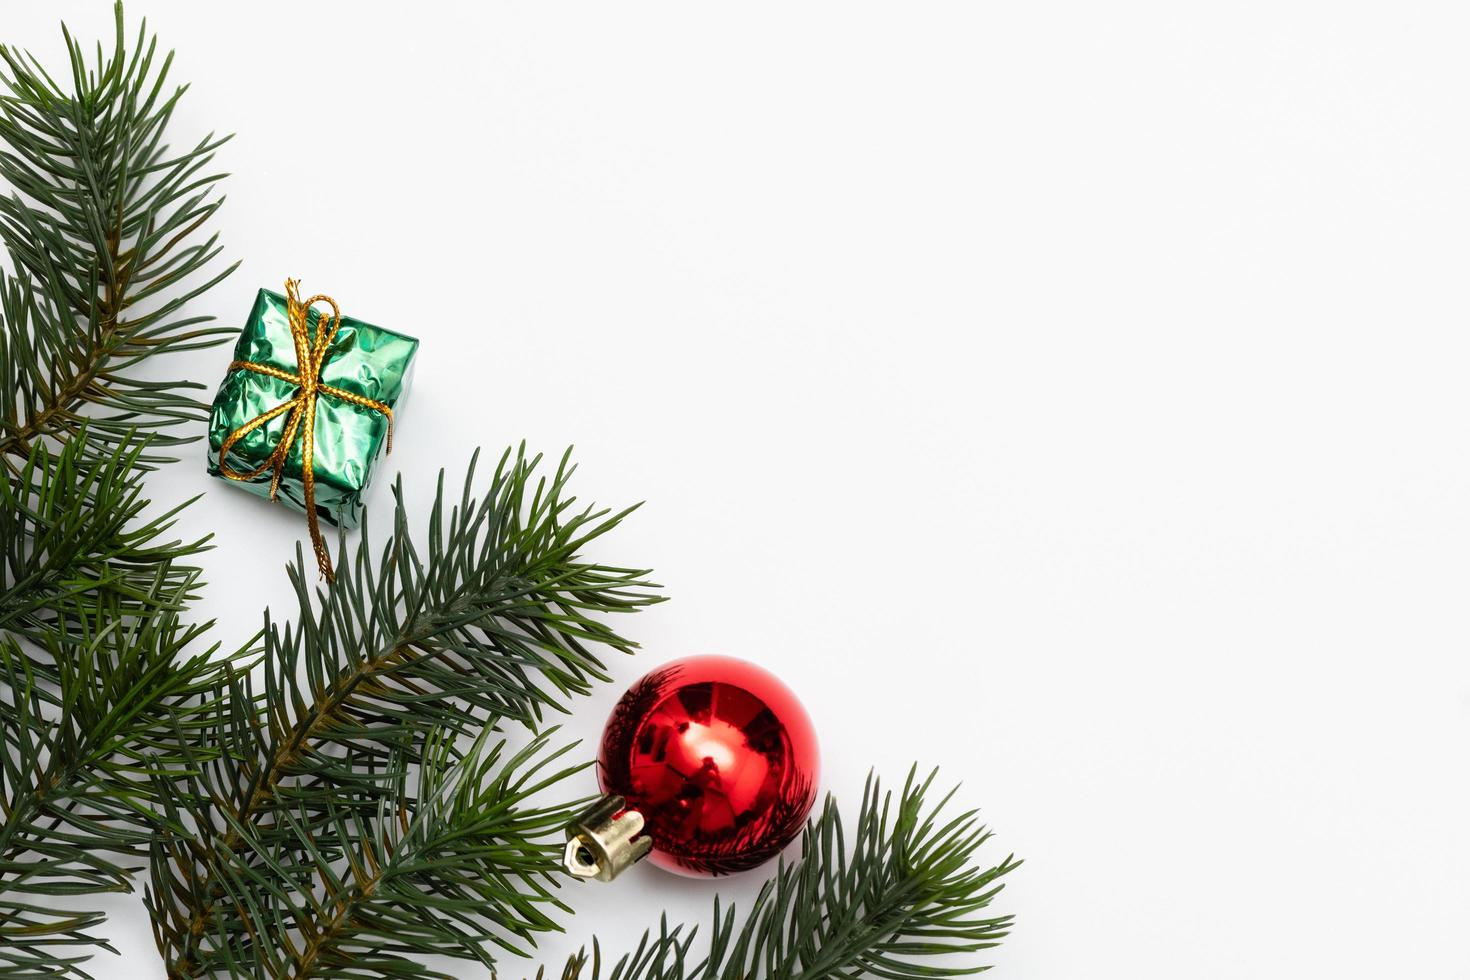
[217, 279, 394, 582]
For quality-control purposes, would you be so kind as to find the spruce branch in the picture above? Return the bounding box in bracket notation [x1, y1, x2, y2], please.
[159, 727, 590, 980]
[283, 729, 585, 977]
[0, 7, 238, 972]
[148, 447, 662, 978]
[0, 1, 237, 469]
[0, 430, 208, 664]
[0, 639, 120, 980]
[542, 770, 1019, 980]
[0, 584, 242, 979]
[0, 431, 235, 977]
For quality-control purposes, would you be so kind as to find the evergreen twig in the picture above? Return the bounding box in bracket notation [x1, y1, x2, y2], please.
[148, 447, 662, 978]
[542, 770, 1019, 980]
[0, 580, 244, 978]
[0, 2, 237, 471]
[156, 726, 591, 979]
[0, 431, 207, 665]
[0, 5, 236, 974]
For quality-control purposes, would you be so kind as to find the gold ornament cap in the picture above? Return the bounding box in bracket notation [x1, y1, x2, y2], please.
[562, 795, 653, 882]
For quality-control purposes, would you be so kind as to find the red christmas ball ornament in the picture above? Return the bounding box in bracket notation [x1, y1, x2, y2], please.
[563, 655, 820, 880]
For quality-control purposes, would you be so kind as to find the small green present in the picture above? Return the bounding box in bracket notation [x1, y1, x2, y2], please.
[206, 281, 418, 580]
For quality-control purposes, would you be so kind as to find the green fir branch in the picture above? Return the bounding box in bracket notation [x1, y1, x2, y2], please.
[0, 430, 208, 663]
[0, 582, 243, 979]
[0, 429, 235, 978]
[0, 1, 237, 469]
[160, 727, 589, 980]
[149, 447, 662, 978]
[542, 770, 1019, 980]
[0, 638, 120, 980]
[0, 6, 238, 974]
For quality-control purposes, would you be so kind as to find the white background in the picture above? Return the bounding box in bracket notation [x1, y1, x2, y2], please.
[7, 2, 1470, 977]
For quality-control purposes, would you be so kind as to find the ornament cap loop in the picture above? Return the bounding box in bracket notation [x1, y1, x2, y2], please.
[563, 794, 653, 882]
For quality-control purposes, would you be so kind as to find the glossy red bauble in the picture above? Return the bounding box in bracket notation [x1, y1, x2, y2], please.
[597, 655, 820, 877]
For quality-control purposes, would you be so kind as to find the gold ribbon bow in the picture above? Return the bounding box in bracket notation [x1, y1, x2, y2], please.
[217, 279, 394, 582]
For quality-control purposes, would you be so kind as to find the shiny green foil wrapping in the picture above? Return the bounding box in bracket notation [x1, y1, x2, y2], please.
[206, 288, 418, 530]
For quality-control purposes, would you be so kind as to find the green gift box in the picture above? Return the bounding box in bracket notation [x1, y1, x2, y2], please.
[207, 284, 417, 573]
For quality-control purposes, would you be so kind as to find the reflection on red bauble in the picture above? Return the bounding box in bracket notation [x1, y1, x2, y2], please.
[597, 655, 820, 877]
